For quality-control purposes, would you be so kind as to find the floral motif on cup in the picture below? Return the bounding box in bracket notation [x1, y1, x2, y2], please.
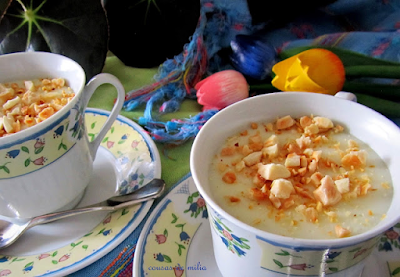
[184, 192, 208, 219]
[0, 101, 87, 179]
[212, 216, 250, 257]
[378, 223, 400, 252]
[257, 235, 377, 275]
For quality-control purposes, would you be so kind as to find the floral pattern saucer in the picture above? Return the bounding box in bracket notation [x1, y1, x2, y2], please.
[134, 175, 400, 277]
[0, 108, 161, 277]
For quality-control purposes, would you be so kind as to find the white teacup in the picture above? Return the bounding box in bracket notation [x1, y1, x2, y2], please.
[0, 52, 125, 218]
[190, 92, 400, 277]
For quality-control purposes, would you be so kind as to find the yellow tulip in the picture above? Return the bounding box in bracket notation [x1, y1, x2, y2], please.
[271, 48, 345, 95]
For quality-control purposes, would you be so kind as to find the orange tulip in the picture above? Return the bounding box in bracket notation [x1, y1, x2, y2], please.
[271, 48, 345, 95]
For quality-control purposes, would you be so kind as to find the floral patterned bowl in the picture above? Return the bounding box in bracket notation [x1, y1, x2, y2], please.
[0, 52, 125, 218]
[190, 92, 400, 276]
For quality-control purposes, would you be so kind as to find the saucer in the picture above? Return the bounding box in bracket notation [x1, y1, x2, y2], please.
[133, 175, 400, 277]
[0, 108, 161, 277]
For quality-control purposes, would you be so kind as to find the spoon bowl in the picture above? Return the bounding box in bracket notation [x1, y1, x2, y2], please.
[0, 178, 165, 249]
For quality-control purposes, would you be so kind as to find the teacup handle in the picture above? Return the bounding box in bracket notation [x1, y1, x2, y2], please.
[83, 73, 125, 159]
[334, 91, 357, 102]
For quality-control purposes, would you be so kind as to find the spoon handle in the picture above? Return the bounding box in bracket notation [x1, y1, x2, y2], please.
[27, 179, 165, 228]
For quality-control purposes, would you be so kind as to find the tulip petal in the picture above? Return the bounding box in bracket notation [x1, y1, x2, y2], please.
[286, 57, 325, 93]
[298, 49, 345, 94]
[196, 70, 249, 110]
[272, 48, 345, 95]
[271, 55, 298, 91]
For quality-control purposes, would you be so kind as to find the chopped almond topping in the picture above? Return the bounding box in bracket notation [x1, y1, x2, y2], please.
[215, 114, 389, 238]
[313, 176, 342, 206]
[229, 196, 241, 203]
[335, 225, 351, 238]
[341, 150, 367, 168]
[222, 171, 236, 184]
[276, 115, 295, 130]
[221, 146, 236, 156]
[258, 163, 291, 180]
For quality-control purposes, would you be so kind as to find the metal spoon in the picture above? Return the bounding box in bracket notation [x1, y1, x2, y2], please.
[0, 178, 165, 249]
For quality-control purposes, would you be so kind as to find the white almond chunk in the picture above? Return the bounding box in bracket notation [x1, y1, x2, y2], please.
[269, 194, 281, 208]
[300, 156, 308, 168]
[335, 225, 351, 238]
[312, 150, 322, 162]
[285, 153, 301, 167]
[264, 134, 278, 147]
[303, 148, 313, 156]
[308, 160, 318, 173]
[348, 139, 358, 149]
[313, 175, 342, 206]
[335, 178, 350, 193]
[296, 135, 312, 149]
[270, 179, 294, 199]
[276, 115, 295, 130]
[313, 116, 334, 129]
[258, 163, 291, 180]
[9, 106, 21, 116]
[304, 124, 319, 135]
[263, 144, 278, 158]
[235, 160, 246, 172]
[341, 150, 367, 168]
[310, 172, 323, 186]
[2, 115, 13, 133]
[243, 151, 262, 166]
[25, 80, 36, 92]
[3, 96, 21, 110]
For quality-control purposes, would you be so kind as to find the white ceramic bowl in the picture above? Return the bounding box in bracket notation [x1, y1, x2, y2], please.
[190, 92, 400, 277]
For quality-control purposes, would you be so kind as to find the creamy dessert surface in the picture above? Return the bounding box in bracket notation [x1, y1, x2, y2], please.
[0, 78, 74, 137]
[209, 115, 393, 239]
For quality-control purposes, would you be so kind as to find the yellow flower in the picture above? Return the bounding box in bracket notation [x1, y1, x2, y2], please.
[271, 48, 345, 95]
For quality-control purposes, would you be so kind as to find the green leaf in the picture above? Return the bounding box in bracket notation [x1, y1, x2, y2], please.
[82, 245, 88, 250]
[187, 195, 193, 204]
[275, 250, 290, 256]
[91, 122, 96, 129]
[21, 146, 29, 153]
[24, 159, 30, 167]
[52, 260, 58, 264]
[329, 267, 338, 272]
[273, 259, 284, 268]
[279, 46, 400, 67]
[163, 229, 168, 236]
[171, 213, 178, 223]
[0, 166, 9, 173]
[52, 251, 58, 257]
[163, 254, 172, 263]
[354, 93, 400, 118]
[24, 261, 34, 268]
[392, 267, 400, 276]
[192, 191, 199, 197]
[175, 224, 184, 228]
[34, 146, 44, 154]
[0, 0, 109, 79]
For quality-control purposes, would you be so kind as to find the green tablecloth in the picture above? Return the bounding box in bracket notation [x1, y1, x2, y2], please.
[89, 54, 202, 188]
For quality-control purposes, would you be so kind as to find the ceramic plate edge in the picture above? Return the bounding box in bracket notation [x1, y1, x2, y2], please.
[45, 108, 162, 276]
[132, 173, 195, 277]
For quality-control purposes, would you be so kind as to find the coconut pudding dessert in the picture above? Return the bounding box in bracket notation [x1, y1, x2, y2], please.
[209, 114, 393, 239]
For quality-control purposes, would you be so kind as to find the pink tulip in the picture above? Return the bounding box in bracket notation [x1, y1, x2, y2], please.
[195, 70, 249, 111]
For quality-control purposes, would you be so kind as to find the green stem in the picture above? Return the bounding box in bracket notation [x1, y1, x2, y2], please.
[343, 81, 400, 101]
[345, 65, 400, 79]
[354, 93, 400, 118]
